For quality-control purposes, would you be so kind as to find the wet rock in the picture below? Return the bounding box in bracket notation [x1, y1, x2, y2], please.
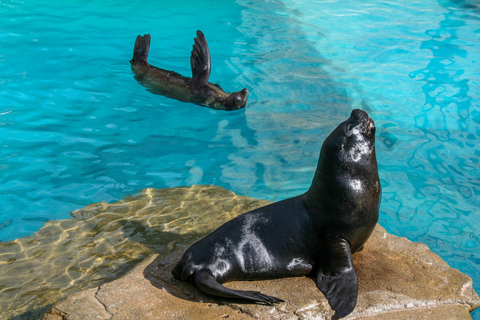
[0, 185, 269, 319]
[43, 224, 480, 319]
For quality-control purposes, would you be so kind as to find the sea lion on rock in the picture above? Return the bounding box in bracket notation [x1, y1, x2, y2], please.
[172, 109, 381, 318]
[130, 31, 248, 111]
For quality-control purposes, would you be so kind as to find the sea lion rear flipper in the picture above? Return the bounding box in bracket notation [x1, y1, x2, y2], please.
[190, 30, 211, 90]
[316, 238, 358, 318]
[131, 34, 151, 66]
[194, 269, 284, 306]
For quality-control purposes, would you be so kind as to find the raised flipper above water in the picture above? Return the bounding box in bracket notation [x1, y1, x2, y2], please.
[130, 34, 151, 67]
[190, 30, 211, 90]
[316, 238, 358, 318]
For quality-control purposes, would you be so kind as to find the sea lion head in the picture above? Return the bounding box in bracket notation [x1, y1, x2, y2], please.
[322, 109, 376, 166]
[222, 88, 249, 110]
[307, 109, 379, 213]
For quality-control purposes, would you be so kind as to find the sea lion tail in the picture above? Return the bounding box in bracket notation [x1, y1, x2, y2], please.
[130, 34, 151, 66]
[194, 269, 284, 306]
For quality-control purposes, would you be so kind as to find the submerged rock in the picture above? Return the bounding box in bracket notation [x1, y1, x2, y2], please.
[0, 185, 269, 320]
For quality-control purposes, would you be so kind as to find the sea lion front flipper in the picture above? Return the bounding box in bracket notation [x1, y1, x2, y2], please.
[194, 269, 284, 306]
[316, 238, 358, 318]
[190, 30, 211, 90]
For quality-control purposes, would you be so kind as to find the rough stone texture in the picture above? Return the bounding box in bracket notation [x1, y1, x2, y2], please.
[2, 184, 478, 319]
[44, 224, 480, 320]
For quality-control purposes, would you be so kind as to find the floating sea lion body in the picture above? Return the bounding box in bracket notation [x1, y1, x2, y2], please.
[172, 109, 381, 318]
[130, 31, 248, 110]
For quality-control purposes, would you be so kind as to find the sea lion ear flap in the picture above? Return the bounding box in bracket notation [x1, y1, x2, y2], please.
[190, 30, 211, 90]
[316, 238, 358, 318]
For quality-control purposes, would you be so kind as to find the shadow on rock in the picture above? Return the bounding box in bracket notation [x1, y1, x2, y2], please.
[120, 220, 219, 303]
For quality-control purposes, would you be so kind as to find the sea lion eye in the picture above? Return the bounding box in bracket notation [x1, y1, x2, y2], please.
[235, 96, 242, 103]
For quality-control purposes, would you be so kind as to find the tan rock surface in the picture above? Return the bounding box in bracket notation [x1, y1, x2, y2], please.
[44, 224, 480, 320]
[0, 185, 269, 319]
[1, 184, 478, 319]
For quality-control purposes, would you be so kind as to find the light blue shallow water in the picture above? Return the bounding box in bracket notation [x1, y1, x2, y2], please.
[1, 0, 479, 317]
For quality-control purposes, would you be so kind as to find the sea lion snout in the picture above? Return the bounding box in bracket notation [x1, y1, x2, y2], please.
[348, 109, 375, 136]
[223, 88, 249, 110]
[238, 88, 249, 108]
[366, 117, 375, 135]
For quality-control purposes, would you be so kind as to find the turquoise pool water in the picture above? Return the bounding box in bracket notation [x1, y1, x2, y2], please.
[1, 0, 479, 317]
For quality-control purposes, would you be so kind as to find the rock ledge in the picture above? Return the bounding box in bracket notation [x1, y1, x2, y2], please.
[42, 187, 480, 319]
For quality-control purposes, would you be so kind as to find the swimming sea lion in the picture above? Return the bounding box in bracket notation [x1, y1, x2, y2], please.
[130, 31, 249, 111]
[171, 109, 381, 318]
